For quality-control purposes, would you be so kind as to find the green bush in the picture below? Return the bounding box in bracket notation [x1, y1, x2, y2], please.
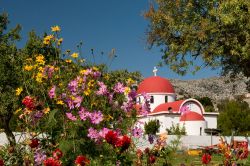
[144, 119, 160, 135]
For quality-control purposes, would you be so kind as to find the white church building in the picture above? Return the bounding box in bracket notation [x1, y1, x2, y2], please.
[136, 69, 219, 136]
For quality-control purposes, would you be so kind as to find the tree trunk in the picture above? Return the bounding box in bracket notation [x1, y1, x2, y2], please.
[0, 115, 16, 146]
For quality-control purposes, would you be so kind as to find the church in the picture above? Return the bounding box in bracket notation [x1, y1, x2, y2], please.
[136, 68, 219, 136]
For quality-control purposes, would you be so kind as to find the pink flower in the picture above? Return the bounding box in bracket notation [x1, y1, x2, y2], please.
[99, 128, 110, 138]
[87, 127, 100, 141]
[48, 86, 56, 99]
[66, 112, 77, 121]
[78, 107, 91, 121]
[96, 81, 108, 95]
[114, 82, 125, 93]
[73, 96, 82, 108]
[90, 111, 103, 124]
[68, 80, 78, 93]
[132, 127, 143, 138]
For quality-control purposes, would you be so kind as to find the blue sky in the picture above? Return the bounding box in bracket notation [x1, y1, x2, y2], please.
[1, 0, 220, 79]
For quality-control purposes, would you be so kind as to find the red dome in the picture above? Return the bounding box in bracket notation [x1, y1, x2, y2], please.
[180, 112, 205, 121]
[137, 76, 175, 94]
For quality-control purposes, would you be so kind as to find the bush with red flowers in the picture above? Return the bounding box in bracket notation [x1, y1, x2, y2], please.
[74, 155, 90, 166]
[52, 149, 63, 160]
[43, 157, 62, 166]
[22, 96, 35, 110]
[201, 153, 211, 165]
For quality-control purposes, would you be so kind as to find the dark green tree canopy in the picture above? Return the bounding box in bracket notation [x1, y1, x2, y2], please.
[145, 0, 250, 80]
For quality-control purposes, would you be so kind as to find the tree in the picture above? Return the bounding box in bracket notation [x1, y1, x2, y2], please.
[0, 13, 22, 146]
[144, 0, 250, 88]
[217, 100, 250, 135]
[195, 96, 215, 112]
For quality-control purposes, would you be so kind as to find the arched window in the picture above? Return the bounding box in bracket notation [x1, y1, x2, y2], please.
[150, 96, 154, 103]
[138, 97, 141, 104]
[165, 96, 168, 103]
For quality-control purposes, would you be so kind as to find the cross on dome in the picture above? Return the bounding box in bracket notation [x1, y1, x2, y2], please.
[153, 66, 158, 76]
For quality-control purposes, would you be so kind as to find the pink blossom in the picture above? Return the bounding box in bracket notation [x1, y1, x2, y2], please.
[180, 105, 191, 115]
[132, 126, 143, 138]
[66, 112, 77, 121]
[48, 86, 56, 99]
[99, 128, 110, 138]
[96, 81, 108, 95]
[68, 80, 78, 93]
[66, 98, 74, 109]
[90, 111, 103, 124]
[87, 127, 100, 141]
[114, 82, 125, 93]
[73, 96, 82, 108]
[78, 107, 91, 121]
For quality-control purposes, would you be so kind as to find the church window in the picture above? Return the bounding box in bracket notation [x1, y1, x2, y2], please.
[165, 96, 168, 103]
[150, 96, 154, 103]
[138, 97, 141, 104]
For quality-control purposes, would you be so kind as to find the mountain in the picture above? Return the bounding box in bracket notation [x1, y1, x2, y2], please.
[169, 75, 249, 103]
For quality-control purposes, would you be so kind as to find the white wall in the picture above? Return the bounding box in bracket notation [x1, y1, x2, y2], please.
[204, 115, 218, 129]
[179, 121, 207, 136]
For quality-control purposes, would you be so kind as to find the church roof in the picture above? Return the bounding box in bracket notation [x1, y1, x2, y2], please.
[137, 76, 175, 94]
[180, 112, 205, 121]
[149, 100, 185, 115]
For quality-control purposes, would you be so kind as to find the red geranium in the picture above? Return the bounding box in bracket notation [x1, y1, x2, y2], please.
[115, 135, 131, 152]
[52, 149, 63, 160]
[0, 159, 4, 166]
[105, 130, 119, 146]
[75, 155, 90, 166]
[22, 96, 35, 110]
[202, 153, 211, 164]
[149, 155, 156, 164]
[29, 138, 39, 148]
[43, 157, 61, 166]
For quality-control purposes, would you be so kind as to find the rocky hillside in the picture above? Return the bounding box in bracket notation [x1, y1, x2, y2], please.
[169, 75, 249, 103]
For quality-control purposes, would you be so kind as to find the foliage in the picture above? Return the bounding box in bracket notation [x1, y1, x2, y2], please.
[144, 120, 160, 135]
[217, 100, 250, 135]
[144, 0, 250, 88]
[166, 123, 186, 135]
[195, 96, 215, 112]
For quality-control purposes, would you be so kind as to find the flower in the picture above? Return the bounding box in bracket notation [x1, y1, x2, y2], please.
[71, 52, 79, 58]
[34, 149, 47, 165]
[75, 155, 90, 166]
[24, 65, 33, 71]
[29, 138, 39, 148]
[36, 72, 43, 83]
[149, 155, 156, 164]
[43, 107, 50, 114]
[52, 149, 63, 160]
[87, 127, 100, 141]
[78, 107, 90, 121]
[43, 35, 54, 45]
[56, 100, 64, 105]
[73, 96, 82, 108]
[49, 86, 56, 99]
[43, 157, 61, 166]
[51, 25, 61, 32]
[113, 82, 125, 93]
[90, 111, 103, 124]
[132, 127, 143, 138]
[0, 159, 4, 166]
[116, 135, 131, 152]
[98, 128, 110, 138]
[66, 112, 77, 121]
[35, 54, 45, 65]
[15, 87, 23, 96]
[22, 96, 35, 110]
[201, 153, 211, 164]
[96, 81, 108, 95]
[105, 130, 119, 147]
[57, 38, 63, 45]
[65, 59, 72, 63]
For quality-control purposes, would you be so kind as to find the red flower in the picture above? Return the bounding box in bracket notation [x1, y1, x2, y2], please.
[29, 138, 39, 148]
[0, 159, 4, 166]
[105, 130, 119, 146]
[43, 157, 61, 166]
[115, 135, 131, 152]
[74, 155, 90, 166]
[149, 155, 156, 164]
[22, 96, 35, 110]
[202, 153, 211, 164]
[52, 149, 63, 160]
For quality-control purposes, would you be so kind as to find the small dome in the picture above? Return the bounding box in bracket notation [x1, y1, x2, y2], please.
[180, 112, 205, 121]
[137, 76, 175, 94]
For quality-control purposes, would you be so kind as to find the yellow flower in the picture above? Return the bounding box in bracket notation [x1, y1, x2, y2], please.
[65, 59, 72, 63]
[127, 78, 135, 85]
[105, 114, 113, 121]
[35, 54, 45, 65]
[24, 65, 33, 71]
[124, 87, 131, 95]
[57, 38, 63, 45]
[36, 72, 43, 83]
[43, 107, 50, 114]
[57, 100, 64, 105]
[51, 25, 61, 32]
[26, 58, 33, 61]
[84, 89, 91, 96]
[71, 52, 79, 58]
[88, 80, 95, 87]
[79, 59, 85, 63]
[15, 87, 23, 96]
[80, 69, 87, 75]
[104, 74, 110, 80]
[38, 67, 44, 72]
[43, 35, 54, 45]
[92, 66, 98, 71]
